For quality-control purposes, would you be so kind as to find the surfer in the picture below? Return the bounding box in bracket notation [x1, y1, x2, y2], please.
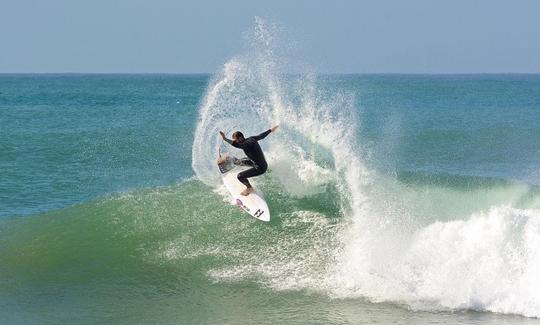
[219, 125, 279, 196]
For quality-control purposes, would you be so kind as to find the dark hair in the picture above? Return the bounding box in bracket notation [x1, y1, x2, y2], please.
[232, 131, 244, 140]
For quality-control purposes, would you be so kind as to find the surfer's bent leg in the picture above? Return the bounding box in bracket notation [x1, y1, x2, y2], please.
[237, 166, 266, 188]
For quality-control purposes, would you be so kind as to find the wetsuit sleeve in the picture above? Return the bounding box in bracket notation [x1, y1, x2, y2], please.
[224, 137, 241, 148]
[252, 129, 272, 141]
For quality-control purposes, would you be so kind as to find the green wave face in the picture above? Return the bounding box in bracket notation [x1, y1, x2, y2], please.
[2, 174, 540, 323]
[0, 179, 345, 323]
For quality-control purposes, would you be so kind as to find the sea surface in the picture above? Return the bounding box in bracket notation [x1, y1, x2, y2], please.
[2, 27, 540, 324]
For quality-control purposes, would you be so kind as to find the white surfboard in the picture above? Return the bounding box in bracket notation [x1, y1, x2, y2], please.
[217, 156, 270, 222]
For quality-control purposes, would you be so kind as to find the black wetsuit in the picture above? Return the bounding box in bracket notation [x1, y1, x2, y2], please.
[224, 129, 271, 188]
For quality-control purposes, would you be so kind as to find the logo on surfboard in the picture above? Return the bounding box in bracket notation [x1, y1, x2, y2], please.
[235, 198, 265, 219]
[236, 198, 250, 212]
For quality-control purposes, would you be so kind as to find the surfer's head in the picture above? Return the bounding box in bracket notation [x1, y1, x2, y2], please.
[232, 131, 245, 142]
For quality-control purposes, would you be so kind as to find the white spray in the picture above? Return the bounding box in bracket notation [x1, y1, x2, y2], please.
[192, 18, 540, 318]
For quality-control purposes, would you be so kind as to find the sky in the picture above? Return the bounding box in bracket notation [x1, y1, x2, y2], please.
[1, 0, 539, 73]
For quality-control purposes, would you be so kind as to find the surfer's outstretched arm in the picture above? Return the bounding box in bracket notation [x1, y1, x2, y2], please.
[252, 129, 271, 141]
[220, 131, 240, 148]
[252, 125, 279, 141]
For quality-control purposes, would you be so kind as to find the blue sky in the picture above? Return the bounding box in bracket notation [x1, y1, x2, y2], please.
[1, 0, 539, 73]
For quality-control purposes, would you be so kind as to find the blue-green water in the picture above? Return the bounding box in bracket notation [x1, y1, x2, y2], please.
[2, 74, 539, 218]
[2, 73, 540, 324]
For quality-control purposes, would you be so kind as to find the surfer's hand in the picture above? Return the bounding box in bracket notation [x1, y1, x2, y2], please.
[271, 125, 279, 132]
[219, 131, 225, 139]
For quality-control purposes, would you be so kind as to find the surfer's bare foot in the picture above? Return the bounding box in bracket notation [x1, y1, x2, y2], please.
[240, 187, 254, 196]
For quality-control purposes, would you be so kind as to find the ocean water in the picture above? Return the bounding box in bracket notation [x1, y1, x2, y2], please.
[2, 26, 540, 325]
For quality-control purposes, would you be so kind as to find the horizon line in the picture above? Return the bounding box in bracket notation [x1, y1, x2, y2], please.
[1, 72, 540, 75]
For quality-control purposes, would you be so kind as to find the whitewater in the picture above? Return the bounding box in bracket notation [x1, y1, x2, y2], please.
[192, 18, 540, 318]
